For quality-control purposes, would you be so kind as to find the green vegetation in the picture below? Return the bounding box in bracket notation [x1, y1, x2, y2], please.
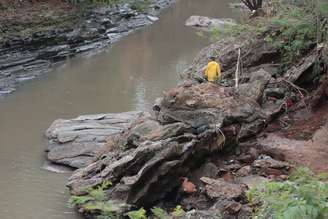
[201, 0, 328, 72]
[264, 0, 328, 68]
[70, 184, 186, 219]
[151, 207, 170, 219]
[127, 208, 147, 219]
[69, 180, 115, 218]
[247, 167, 328, 219]
[124, 206, 186, 219]
[171, 205, 186, 217]
[198, 22, 266, 42]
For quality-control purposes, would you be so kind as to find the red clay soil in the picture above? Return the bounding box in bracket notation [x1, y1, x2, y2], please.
[266, 103, 328, 140]
[260, 102, 328, 173]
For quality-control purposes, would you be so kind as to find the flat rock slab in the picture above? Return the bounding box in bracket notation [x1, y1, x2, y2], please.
[185, 15, 236, 31]
[45, 111, 148, 168]
[200, 177, 243, 200]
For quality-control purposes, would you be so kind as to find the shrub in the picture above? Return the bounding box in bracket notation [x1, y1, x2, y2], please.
[265, 7, 317, 65]
[151, 207, 169, 219]
[69, 180, 114, 217]
[247, 167, 328, 219]
[171, 205, 186, 218]
[127, 208, 147, 219]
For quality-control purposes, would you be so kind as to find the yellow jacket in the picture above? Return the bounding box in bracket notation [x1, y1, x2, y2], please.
[205, 61, 221, 82]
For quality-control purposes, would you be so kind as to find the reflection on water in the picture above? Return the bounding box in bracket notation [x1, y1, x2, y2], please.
[0, 1, 237, 218]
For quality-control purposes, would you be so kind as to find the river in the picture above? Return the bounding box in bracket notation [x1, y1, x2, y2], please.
[0, 0, 237, 218]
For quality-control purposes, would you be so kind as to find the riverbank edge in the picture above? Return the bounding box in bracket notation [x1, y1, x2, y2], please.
[0, 0, 175, 96]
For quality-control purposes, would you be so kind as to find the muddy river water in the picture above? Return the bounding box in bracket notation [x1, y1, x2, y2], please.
[0, 1, 237, 218]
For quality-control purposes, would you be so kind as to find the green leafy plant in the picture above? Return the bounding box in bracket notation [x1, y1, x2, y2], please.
[267, 7, 317, 64]
[263, 0, 328, 72]
[127, 208, 147, 219]
[151, 207, 169, 219]
[69, 180, 114, 218]
[247, 167, 328, 219]
[171, 205, 186, 218]
[69, 195, 94, 205]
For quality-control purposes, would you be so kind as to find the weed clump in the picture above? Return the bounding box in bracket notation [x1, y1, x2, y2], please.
[247, 167, 328, 219]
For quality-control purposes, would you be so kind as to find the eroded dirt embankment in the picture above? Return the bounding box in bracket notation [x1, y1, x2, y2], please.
[0, 0, 173, 95]
[259, 103, 328, 173]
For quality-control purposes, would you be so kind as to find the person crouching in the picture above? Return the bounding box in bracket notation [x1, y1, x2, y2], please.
[204, 56, 221, 83]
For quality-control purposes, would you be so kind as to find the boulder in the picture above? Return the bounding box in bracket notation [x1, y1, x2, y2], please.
[252, 155, 290, 176]
[66, 81, 276, 216]
[67, 117, 224, 201]
[238, 175, 268, 189]
[237, 69, 272, 102]
[45, 111, 147, 168]
[200, 177, 243, 200]
[252, 155, 290, 169]
[185, 16, 236, 31]
[284, 47, 324, 84]
[157, 83, 266, 134]
[191, 162, 219, 185]
[236, 165, 252, 177]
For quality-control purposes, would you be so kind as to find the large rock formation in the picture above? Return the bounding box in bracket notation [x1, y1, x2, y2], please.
[47, 32, 326, 217]
[46, 111, 147, 168]
[65, 79, 281, 217]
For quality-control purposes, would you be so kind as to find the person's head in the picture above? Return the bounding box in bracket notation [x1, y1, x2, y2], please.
[210, 56, 216, 62]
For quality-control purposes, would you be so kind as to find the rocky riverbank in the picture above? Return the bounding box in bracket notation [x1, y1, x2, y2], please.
[0, 0, 173, 96]
[44, 19, 328, 217]
[34, 1, 328, 215]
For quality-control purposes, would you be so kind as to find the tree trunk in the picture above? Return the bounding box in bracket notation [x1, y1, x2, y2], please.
[240, 0, 263, 11]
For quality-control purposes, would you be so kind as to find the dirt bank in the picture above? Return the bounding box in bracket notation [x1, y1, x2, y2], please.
[259, 102, 328, 173]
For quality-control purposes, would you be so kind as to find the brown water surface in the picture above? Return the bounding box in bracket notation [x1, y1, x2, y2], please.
[0, 1, 237, 218]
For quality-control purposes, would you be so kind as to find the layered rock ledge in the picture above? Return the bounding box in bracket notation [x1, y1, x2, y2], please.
[0, 0, 173, 96]
[46, 111, 148, 168]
